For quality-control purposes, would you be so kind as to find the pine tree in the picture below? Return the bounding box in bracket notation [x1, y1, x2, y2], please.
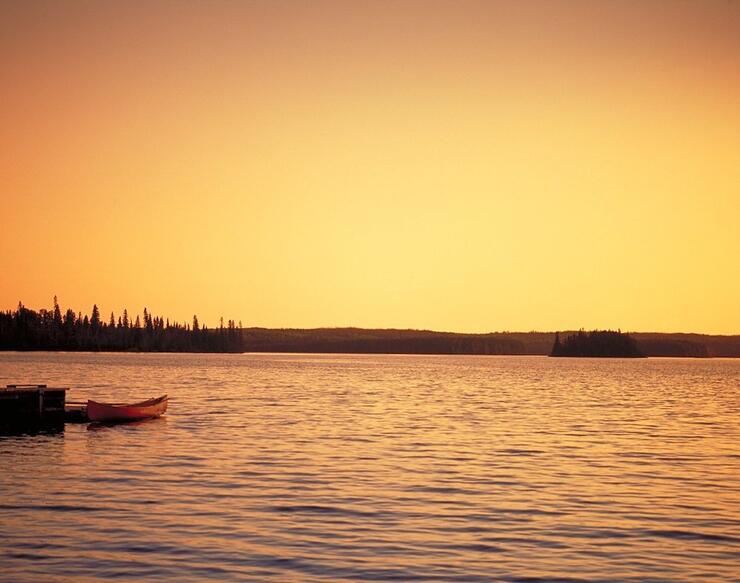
[91, 304, 101, 330]
[53, 295, 63, 328]
[144, 307, 153, 331]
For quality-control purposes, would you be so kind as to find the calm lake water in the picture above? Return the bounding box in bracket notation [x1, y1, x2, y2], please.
[1, 353, 738, 582]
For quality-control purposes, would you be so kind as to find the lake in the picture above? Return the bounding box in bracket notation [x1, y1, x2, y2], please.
[1, 352, 738, 581]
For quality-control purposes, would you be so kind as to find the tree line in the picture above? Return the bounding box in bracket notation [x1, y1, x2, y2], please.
[0, 297, 244, 352]
[550, 329, 645, 358]
[3, 300, 738, 356]
[242, 327, 528, 354]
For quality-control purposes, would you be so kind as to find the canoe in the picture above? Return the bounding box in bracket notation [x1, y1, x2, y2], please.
[86, 395, 168, 423]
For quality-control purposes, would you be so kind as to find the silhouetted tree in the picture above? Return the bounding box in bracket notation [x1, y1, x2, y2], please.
[53, 296, 63, 328]
[90, 305, 101, 331]
[144, 307, 153, 332]
[550, 329, 644, 358]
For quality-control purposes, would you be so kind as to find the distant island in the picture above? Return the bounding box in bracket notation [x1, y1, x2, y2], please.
[550, 330, 645, 358]
[2, 299, 740, 357]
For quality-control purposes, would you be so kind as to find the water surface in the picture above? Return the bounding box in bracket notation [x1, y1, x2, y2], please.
[1, 353, 738, 581]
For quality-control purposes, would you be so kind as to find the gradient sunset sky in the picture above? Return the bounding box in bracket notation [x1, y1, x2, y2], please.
[1, 1, 738, 333]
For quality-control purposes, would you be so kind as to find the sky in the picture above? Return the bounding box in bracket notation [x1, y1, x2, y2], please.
[1, 0, 739, 333]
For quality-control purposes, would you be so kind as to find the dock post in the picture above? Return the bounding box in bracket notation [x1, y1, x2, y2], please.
[1, 385, 68, 432]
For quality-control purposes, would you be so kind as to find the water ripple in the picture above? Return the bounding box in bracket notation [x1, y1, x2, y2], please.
[1, 352, 738, 582]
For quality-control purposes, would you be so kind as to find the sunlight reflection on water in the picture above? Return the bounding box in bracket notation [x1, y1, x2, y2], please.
[1, 353, 739, 581]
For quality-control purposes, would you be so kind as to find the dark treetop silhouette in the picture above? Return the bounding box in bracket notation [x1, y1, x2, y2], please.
[2, 298, 740, 356]
[0, 297, 243, 352]
[550, 330, 645, 358]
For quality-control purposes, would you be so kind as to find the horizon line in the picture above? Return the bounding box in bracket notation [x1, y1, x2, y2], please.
[5, 299, 738, 337]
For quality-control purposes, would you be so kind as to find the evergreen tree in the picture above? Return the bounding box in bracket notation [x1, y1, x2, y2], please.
[550, 329, 644, 358]
[0, 300, 245, 353]
[53, 295, 63, 328]
[90, 304, 101, 330]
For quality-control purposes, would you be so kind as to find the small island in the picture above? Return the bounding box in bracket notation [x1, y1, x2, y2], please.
[550, 330, 645, 358]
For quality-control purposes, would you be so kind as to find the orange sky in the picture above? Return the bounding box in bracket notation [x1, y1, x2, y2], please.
[1, 1, 739, 333]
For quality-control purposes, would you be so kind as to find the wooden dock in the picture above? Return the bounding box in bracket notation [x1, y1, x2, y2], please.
[0, 384, 68, 430]
[64, 402, 89, 423]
